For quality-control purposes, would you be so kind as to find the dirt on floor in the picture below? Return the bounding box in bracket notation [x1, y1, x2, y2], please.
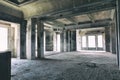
[11, 51, 119, 80]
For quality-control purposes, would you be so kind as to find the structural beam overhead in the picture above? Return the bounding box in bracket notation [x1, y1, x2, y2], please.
[64, 19, 112, 30]
[39, 0, 116, 21]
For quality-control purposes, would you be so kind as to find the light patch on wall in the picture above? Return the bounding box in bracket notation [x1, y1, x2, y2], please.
[0, 27, 8, 51]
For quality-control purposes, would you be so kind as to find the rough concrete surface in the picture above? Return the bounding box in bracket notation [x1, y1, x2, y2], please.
[11, 51, 120, 80]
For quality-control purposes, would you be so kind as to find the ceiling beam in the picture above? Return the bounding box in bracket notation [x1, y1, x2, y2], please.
[64, 19, 113, 30]
[45, 20, 65, 27]
[44, 22, 63, 29]
[66, 17, 78, 25]
[87, 14, 95, 23]
[39, 0, 116, 21]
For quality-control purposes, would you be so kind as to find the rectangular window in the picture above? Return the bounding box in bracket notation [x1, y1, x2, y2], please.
[98, 35, 103, 47]
[82, 36, 87, 47]
[0, 27, 8, 51]
[88, 36, 95, 47]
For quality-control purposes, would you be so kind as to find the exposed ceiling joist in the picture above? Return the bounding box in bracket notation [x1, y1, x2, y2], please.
[44, 22, 62, 29]
[66, 17, 78, 25]
[110, 9, 115, 19]
[87, 14, 95, 23]
[38, 0, 115, 21]
[64, 18, 113, 30]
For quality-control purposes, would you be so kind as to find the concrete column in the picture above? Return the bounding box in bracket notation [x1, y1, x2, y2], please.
[110, 24, 116, 54]
[95, 35, 98, 50]
[26, 18, 36, 59]
[86, 35, 89, 50]
[70, 30, 76, 51]
[44, 31, 46, 52]
[63, 30, 67, 52]
[76, 30, 81, 51]
[67, 30, 71, 52]
[102, 33, 106, 51]
[19, 20, 27, 59]
[56, 33, 61, 52]
[60, 31, 64, 52]
[116, 0, 120, 68]
[105, 27, 110, 52]
[37, 19, 44, 59]
[53, 32, 57, 51]
[60, 30, 67, 52]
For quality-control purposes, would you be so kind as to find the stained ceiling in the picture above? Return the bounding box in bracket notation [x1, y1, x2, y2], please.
[1, 0, 116, 28]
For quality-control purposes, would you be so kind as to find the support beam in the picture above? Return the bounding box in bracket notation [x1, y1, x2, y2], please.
[110, 24, 116, 54]
[66, 30, 71, 52]
[44, 22, 63, 29]
[53, 32, 57, 51]
[39, 0, 115, 21]
[70, 30, 76, 51]
[87, 14, 95, 23]
[37, 19, 44, 59]
[19, 20, 27, 59]
[66, 17, 78, 25]
[105, 27, 110, 52]
[26, 18, 36, 59]
[116, 0, 120, 69]
[64, 19, 112, 30]
[31, 18, 36, 59]
[60, 30, 67, 52]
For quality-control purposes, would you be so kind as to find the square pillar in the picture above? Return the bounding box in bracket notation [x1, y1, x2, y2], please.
[60, 30, 67, 52]
[56, 32, 61, 52]
[105, 27, 110, 52]
[70, 30, 76, 51]
[116, 0, 120, 69]
[26, 18, 36, 59]
[37, 19, 44, 59]
[110, 24, 116, 54]
[76, 30, 82, 51]
[53, 32, 57, 51]
[66, 30, 71, 52]
[19, 20, 27, 59]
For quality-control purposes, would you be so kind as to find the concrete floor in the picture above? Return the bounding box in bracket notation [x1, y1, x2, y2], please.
[11, 51, 120, 80]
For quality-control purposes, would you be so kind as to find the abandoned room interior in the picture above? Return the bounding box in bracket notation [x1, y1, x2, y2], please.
[1, 0, 120, 80]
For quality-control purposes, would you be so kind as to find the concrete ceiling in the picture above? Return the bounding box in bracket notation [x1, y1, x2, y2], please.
[2, 0, 114, 18]
[46, 9, 114, 27]
[20, 0, 93, 19]
[1, 0, 115, 28]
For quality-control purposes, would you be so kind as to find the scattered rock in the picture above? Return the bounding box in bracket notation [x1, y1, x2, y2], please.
[86, 63, 98, 68]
